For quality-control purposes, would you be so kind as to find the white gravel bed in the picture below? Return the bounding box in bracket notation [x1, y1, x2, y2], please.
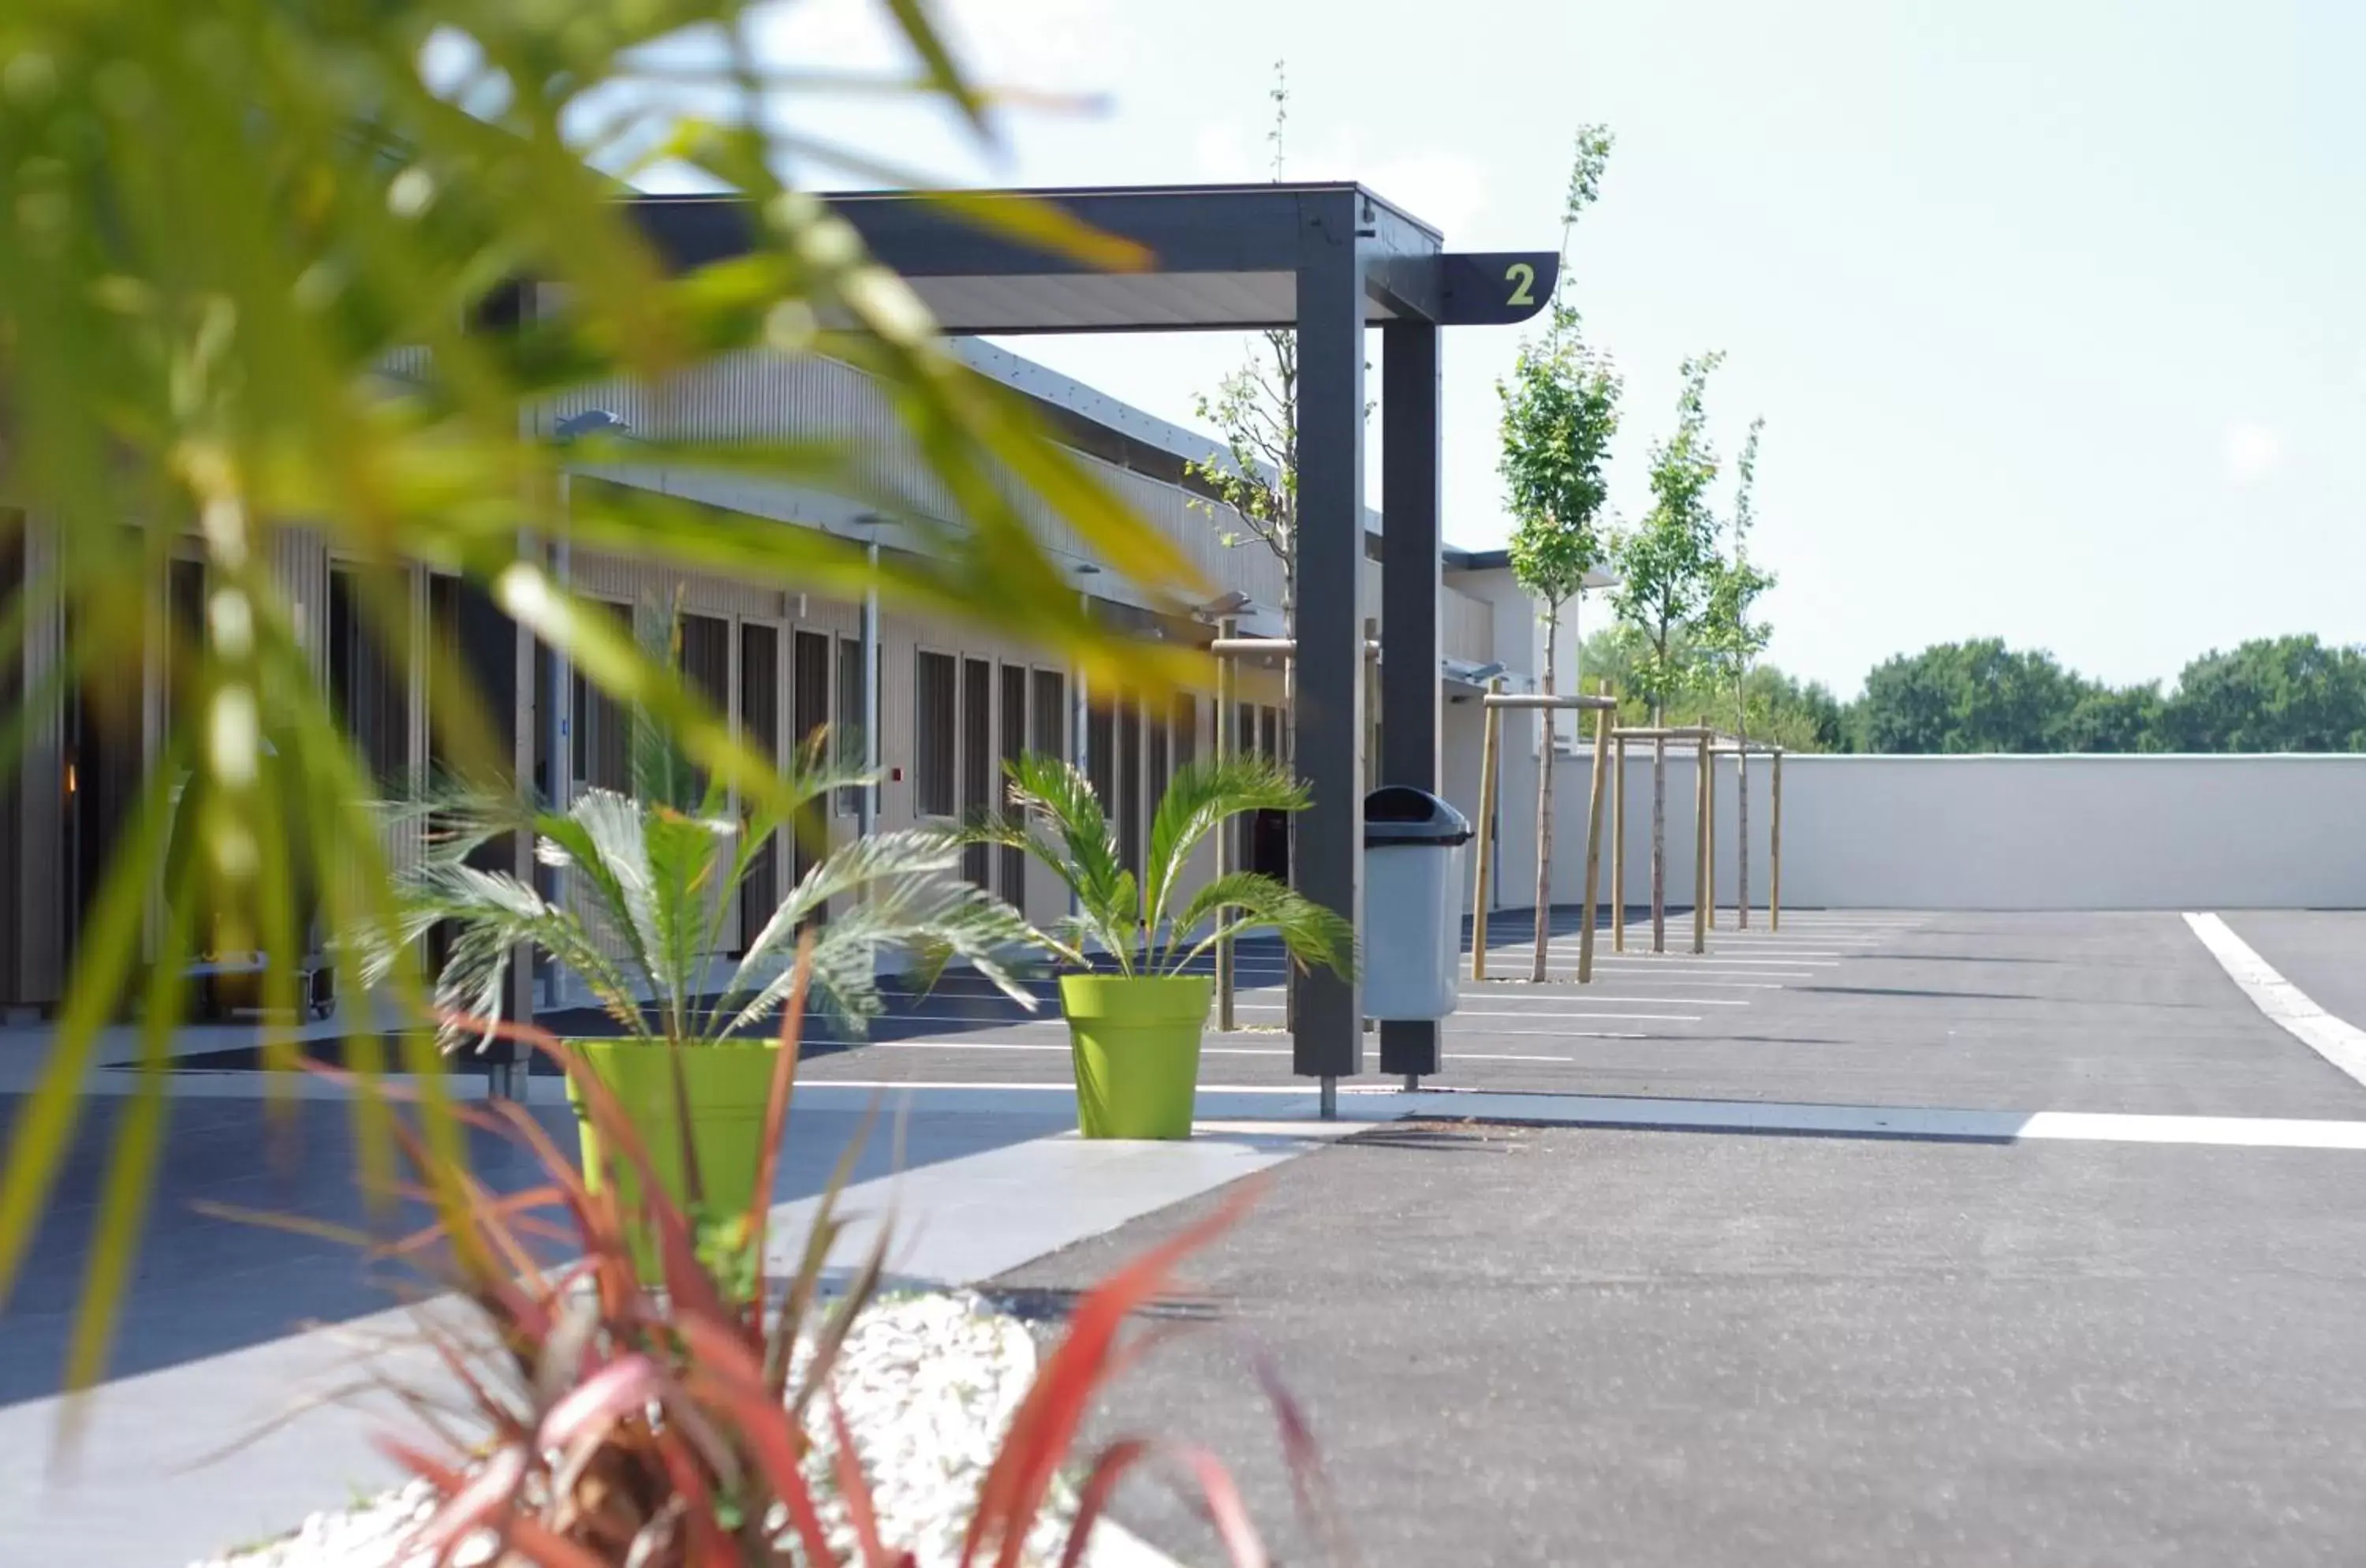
[190, 1292, 1166, 1568]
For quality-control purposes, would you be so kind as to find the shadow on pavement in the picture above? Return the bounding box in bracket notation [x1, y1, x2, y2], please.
[0, 1086, 1065, 1408]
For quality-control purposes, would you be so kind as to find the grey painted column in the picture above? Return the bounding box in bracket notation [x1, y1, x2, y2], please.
[1291, 194, 1367, 1097]
[1378, 319, 1442, 1081]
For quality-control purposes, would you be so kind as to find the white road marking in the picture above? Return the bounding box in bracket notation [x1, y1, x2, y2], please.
[856, 1041, 1586, 1062]
[1465, 980, 1786, 991]
[1419, 1026, 1656, 1039]
[1582, 953, 1835, 965]
[1227, 1005, 1699, 1023]
[1580, 964, 1821, 977]
[1402, 1091, 2366, 1151]
[1450, 1052, 1579, 1062]
[918, 973, 1778, 995]
[782, 1082, 2366, 1152]
[2182, 912, 2366, 1091]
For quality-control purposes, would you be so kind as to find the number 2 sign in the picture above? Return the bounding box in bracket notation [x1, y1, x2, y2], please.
[1435, 252, 1558, 326]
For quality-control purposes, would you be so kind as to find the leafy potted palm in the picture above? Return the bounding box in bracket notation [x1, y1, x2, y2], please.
[385, 726, 1038, 1249]
[974, 751, 1353, 1140]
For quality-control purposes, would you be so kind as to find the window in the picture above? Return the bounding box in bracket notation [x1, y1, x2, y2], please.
[425, 573, 461, 779]
[676, 611, 730, 803]
[570, 601, 633, 793]
[164, 558, 207, 751]
[1172, 693, 1198, 775]
[1030, 670, 1065, 762]
[1085, 704, 1115, 817]
[961, 657, 992, 886]
[1145, 696, 1169, 851]
[680, 613, 730, 711]
[790, 629, 833, 890]
[738, 622, 780, 949]
[999, 663, 1029, 896]
[913, 650, 957, 819]
[327, 566, 409, 789]
[1117, 697, 1142, 879]
[835, 635, 868, 815]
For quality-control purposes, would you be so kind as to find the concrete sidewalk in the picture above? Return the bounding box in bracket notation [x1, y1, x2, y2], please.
[0, 1084, 1347, 1565]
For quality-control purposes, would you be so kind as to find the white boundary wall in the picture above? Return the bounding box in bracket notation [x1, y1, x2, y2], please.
[1481, 751, 2366, 913]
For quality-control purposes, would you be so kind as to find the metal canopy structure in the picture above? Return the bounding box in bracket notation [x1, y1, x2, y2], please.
[631, 183, 1557, 1106]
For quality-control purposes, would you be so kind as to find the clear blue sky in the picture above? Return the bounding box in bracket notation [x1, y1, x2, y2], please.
[717, 0, 2362, 697]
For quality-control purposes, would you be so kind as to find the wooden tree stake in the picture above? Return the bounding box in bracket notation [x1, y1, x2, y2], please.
[1471, 677, 1503, 980]
[1578, 695, 1612, 983]
[1692, 734, 1710, 954]
[1612, 734, 1626, 954]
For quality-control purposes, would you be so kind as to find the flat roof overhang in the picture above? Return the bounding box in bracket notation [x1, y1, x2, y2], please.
[629, 183, 1555, 334]
[625, 181, 1557, 1098]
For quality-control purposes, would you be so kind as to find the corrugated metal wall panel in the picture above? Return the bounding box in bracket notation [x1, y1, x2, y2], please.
[547, 348, 1297, 618]
[1442, 587, 1494, 665]
[272, 526, 331, 688]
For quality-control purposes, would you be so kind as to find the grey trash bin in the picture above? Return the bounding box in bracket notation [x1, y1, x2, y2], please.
[1364, 786, 1472, 1021]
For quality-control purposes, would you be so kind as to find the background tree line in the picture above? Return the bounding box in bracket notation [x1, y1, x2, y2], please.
[1574, 630, 2366, 754]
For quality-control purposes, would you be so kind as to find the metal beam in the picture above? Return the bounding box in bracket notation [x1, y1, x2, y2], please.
[1378, 318, 1442, 1084]
[1208, 637, 1379, 656]
[1291, 194, 1367, 1104]
[626, 190, 1552, 336]
[1483, 693, 1619, 711]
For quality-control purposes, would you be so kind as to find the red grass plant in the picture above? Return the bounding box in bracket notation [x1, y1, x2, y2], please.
[303, 940, 1320, 1566]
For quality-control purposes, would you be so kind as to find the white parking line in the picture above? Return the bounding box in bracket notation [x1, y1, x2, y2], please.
[785, 1082, 2366, 1152]
[842, 1043, 1588, 1065]
[1395, 1091, 2366, 1150]
[1581, 963, 1822, 976]
[2183, 912, 2366, 1091]
[910, 976, 1767, 1000]
[1227, 1005, 1700, 1023]
[1465, 980, 1786, 990]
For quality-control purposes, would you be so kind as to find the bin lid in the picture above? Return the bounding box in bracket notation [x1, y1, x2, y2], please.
[1364, 786, 1473, 846]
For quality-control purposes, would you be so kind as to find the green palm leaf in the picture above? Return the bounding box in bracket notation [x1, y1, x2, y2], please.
[1141, 756, 1310, 948]
[987, 752, 1140, 973]
[1169, 872, 1356, 980]
[0, 0, 1226, 1389]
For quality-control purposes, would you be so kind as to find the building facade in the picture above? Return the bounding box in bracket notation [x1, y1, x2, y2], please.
[0, 336, 1554, 1015]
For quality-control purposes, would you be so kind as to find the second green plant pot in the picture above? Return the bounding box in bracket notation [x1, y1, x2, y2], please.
[565, 1036, 778, 1268]
[1058, 973, 1212, 1140]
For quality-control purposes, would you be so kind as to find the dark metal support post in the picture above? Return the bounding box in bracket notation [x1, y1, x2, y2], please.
[1378, 318, 1442, 1085]
[1291, 196, 1367, 1107]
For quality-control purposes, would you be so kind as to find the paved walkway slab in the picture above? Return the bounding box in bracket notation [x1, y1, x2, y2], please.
[0, 1092, 1338, 1565]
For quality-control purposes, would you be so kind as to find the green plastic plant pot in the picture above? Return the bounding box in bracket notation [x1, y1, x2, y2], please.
[1058, 974, 1213, 1140]
[565, 1038, 779, 1267]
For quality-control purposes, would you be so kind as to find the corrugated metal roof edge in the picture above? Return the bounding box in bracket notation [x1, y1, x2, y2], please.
[956, 338, 1502, 562]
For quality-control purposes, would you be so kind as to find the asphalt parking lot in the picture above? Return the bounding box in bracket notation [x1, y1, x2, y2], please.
[1002, 1119, 2366, 1568]
[799, 908, 2366, 1120]
[974, 907, 2366, 1566]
